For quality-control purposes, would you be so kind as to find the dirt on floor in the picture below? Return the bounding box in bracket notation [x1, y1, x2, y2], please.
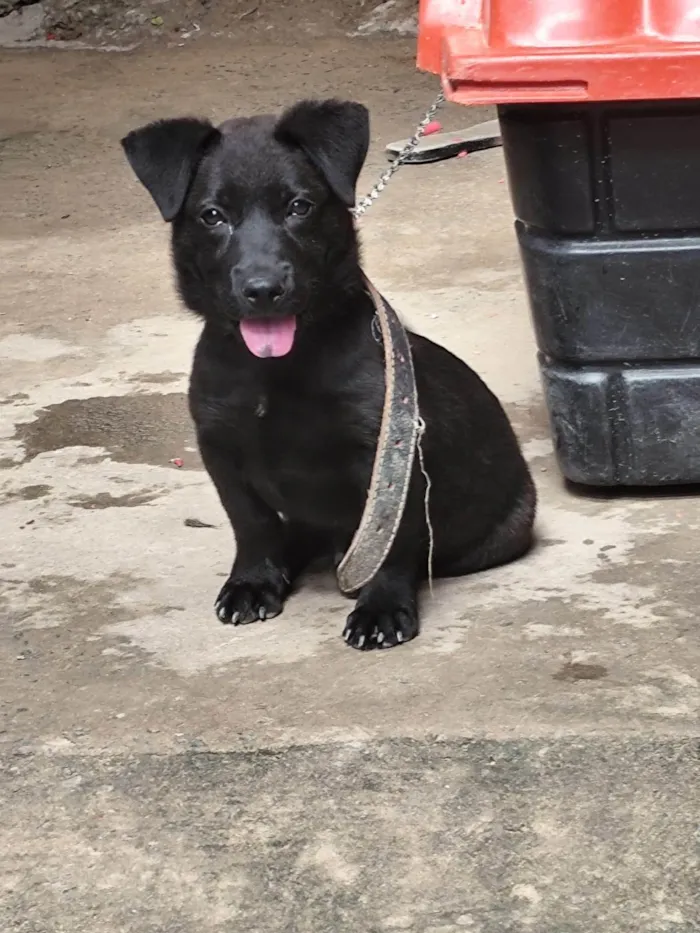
[1, 0, 418, 47]
[0, 35, 490, 248]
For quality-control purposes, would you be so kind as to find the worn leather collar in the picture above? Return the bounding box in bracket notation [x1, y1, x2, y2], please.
[336, 275, 420, 595]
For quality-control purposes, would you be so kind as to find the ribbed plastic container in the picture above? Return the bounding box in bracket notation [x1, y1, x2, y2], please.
[419, 0, 700, 484]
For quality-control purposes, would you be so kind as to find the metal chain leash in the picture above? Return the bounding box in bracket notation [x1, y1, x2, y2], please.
[351, 89, 446, 218]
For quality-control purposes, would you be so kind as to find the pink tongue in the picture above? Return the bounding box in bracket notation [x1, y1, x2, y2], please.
[239, 317, 297, 358]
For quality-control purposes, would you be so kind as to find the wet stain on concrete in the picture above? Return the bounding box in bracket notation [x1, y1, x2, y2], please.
[4, 571, 148, 630]
[554, 662, 608, 682]
[13, 394, 200, 469]
[0, 392, 30, 405]
[127, 371, 186, 385]
[1, 483, 52, 502]
[68, 490, 164, 510]
[75, 453, 110, 465]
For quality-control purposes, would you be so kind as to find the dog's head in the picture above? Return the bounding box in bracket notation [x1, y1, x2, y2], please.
[121, 99, 369, 358]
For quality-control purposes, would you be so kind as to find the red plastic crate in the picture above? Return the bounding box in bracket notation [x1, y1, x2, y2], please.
[418, 0, 700, 104]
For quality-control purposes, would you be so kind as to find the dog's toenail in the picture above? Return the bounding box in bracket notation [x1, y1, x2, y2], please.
[396, 631, 404, 642]
[258, 607, 267, 621]
[358, 635, 366, 648]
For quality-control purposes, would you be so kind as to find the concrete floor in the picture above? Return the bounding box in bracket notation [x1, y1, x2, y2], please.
[1, 39, 699, 933]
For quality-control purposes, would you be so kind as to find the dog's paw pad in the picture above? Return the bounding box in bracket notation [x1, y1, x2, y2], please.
[215, 575, 286, 626]
[342, 606, 418, 651]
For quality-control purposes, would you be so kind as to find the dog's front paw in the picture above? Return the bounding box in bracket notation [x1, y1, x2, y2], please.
[215, 559, 290, 625]
[342, 599, 419, 651]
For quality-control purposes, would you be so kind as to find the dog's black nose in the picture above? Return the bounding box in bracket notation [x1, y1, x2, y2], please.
[241, 276, 288, 307]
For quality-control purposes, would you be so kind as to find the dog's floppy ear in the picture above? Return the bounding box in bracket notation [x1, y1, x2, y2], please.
[121, 118, 220, 222]
[275, 99, 370, 207]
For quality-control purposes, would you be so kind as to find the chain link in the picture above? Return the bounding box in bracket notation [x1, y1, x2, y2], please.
[351, 89, 446, 219]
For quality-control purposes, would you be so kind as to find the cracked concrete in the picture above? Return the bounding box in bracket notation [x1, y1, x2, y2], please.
[1, 35, 699, 933]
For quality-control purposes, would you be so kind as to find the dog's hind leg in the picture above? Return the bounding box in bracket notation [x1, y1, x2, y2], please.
[436, 475, 537, 578]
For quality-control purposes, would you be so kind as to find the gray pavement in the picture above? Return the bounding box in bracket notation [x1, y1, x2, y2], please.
[1, 37, 699, 932]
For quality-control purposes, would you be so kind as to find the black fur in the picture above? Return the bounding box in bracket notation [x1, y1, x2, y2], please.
[122, 118, 220, 221]
[121, 98, 536, 651]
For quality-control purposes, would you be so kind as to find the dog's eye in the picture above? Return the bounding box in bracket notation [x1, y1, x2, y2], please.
[287, 198, 313, 218]
[200, 208, 226, 227]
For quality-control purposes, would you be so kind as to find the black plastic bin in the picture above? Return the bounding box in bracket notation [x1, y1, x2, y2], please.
[499, 100, 700, 486]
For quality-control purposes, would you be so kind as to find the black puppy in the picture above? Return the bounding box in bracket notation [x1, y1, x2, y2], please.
[121, 99, 536, 650]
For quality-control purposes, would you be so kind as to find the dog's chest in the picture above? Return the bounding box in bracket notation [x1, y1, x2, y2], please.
[241, 384, 379, 526]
